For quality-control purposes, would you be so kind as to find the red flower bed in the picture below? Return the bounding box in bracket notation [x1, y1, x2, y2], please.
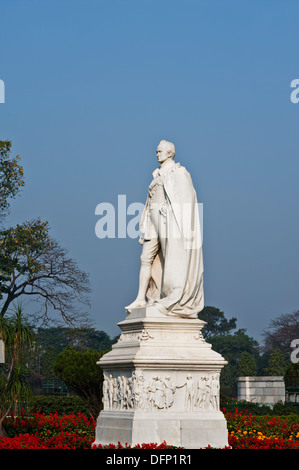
[0, 410, 96, 449]
[224, 408, 299, 449]
[0, 410, 178, 449]
[228, 434, 299, 449]
[1, 408, 299, 449]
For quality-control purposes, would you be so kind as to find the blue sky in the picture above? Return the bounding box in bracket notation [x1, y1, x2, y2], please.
[1, 0, 299, 344]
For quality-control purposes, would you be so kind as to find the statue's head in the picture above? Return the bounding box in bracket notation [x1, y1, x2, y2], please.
[156, 140, 175, 163]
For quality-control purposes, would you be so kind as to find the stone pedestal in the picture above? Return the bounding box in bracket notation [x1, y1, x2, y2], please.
[93, 306, 229, 449]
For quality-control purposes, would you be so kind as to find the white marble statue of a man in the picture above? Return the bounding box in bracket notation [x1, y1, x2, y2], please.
[125, 140, 204, 318]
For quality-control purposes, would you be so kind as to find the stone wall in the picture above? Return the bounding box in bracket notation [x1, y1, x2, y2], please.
[237, 376, 285, 405]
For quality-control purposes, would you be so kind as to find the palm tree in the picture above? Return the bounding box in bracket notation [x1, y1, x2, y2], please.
[0, 304, 36, 437]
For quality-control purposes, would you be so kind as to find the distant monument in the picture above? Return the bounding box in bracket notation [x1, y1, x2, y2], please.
[93, 140, 229, 449]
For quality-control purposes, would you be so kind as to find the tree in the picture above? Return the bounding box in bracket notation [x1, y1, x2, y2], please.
[34, 326, 113, 382]
[198, 306, 237, 339]
[0, 219, 90, 325]
[237, 351, 257, 377]
[209, 329, 259, 365]
[36, 327, 113, 355]
[284, 362, 299, 388]
[41, 344, 57, 379]
[53, 348, 107, 417]
[256, 351, 271, 376]
[0, 305, 36, 437]
[0, 141, 24, 218]
[203, 309, 260, 398]
[262, 311, 299, 361]
[0, 141, 91, 326]
[266, 349, 286, 376]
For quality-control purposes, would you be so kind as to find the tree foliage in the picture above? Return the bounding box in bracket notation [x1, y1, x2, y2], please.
[237, 351, 257, 377]
[284, 362, 299, 388]
[262, 311, 299, 360]
[266, 349, 287, 376]
[53, 348, 107, 416]
[37, 326, 113, 355]
[0, 305, 36, 436]
[200, 306, 260, 398]
[0, 222, 90, 324]
[0, 141, 91, 326]
[0, 141, 24, 215]
[35, 327, 113, 380]
[198, 306, 237, 339]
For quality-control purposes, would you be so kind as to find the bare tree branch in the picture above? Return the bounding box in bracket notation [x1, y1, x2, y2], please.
[1, 234, 91, 327]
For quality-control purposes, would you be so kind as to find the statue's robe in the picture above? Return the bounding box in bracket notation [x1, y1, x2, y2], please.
[139, 159, 204, 318]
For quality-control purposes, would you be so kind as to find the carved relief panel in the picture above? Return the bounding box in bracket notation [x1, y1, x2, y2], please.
[102, 370, 220, 413]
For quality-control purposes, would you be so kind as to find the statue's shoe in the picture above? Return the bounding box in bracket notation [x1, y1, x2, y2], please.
[125, 300, 147, 312]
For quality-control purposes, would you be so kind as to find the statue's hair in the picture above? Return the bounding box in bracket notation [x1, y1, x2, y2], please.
[159, 140, 175, 159]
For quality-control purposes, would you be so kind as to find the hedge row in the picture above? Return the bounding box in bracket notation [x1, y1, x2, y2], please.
[28, 395, 93, 416]
[18, 395, 299, 419]
[222, 400, 299, 416]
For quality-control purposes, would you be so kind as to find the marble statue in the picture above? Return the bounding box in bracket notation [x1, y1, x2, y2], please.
[125, 140, 204, 318]
[94, 140, 229, 449]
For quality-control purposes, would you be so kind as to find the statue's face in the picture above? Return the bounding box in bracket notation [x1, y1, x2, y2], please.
[156, 143, 171, 163]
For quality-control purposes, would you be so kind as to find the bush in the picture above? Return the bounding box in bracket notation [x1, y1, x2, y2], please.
[53, 348, 106, 416]
[222, 400, 299, 416]
[284, 362, 299, 387]
[272, 402, 299, 416]
[28, 395, 92, 416]
[222, 401, 272, 416]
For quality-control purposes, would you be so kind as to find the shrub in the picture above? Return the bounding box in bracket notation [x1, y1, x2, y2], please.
[284, 362, 299, 387]
[222, 400, 299, 416]
[53, 348, 106, 416]
[28, 395, 92, 416]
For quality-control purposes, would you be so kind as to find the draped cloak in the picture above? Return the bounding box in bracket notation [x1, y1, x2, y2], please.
[139, 159, 204, 318]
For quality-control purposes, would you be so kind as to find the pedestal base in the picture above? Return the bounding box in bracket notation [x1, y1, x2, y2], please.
[94, 411, 228, 449]
[93, 306, 229, 449]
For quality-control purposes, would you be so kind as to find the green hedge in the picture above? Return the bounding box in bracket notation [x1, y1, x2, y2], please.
[28, 395, 93, 416]
[222, 400, 299, 416]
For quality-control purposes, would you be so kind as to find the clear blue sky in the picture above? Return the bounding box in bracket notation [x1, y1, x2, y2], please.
[1, 0, 299, 344]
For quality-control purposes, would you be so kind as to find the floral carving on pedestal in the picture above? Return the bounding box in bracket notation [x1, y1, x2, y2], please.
[139, 329, 154, 341]
[118, 329, 154, 343]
